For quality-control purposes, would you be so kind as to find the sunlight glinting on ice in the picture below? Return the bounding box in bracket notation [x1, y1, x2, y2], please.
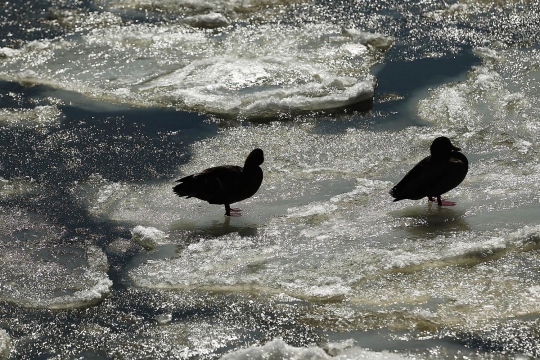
[0, 221, 112, 309]
[2, 46, 537, 317]
[2, 1, 540, 347]
[220, 338, 410, 360]
[0, 17, 390, 117]
[113, 47, 540, 328]
[0, 106, 62, 128]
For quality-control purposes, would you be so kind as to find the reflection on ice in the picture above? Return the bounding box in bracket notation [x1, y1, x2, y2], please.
[0, 240, 112, 309]
[170, 215, 259, 238]
[0, 19, 388, 118]
[390, 205, 470, 237]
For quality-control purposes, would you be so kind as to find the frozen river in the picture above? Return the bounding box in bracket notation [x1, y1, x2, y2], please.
[1, 0, 540, 358]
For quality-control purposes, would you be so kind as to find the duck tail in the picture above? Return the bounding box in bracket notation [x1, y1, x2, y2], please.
[173, 177, 196, 198]
[389, 187, 402, 201]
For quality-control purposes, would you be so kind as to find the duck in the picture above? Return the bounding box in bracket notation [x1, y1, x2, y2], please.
[389, 136, 468, 206]
[173, 148, 264, 216]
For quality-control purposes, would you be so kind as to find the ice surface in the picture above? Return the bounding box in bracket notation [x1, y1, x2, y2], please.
[0, 47, 21, 58]
[183, 12, 230, 28]
[0, 20, 386, 117]
[0, 244, 112, 309]
[99, 0, 309, 15]
[140, 319, 246, 358]
[0, 329, 9, 359]
[0, 105, 62, 128]
[221, 338, 410, 360]
[0, 210, 112, 309]
[96, 45, 539, 338]
[131, 225, 169, 250]
[3, 1, 540, 356]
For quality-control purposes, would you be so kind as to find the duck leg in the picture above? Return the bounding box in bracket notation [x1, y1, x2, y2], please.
[432, 196, 456, 206]
[225, 204, 242, 217]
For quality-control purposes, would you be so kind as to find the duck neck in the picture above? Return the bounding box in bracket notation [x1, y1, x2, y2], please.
[431, 152, 451, 161]
[243, 160, 259, 171]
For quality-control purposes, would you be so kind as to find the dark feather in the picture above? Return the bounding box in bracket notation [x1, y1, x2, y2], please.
[390, 137, 468, 203]
[173, 149, 264, 215]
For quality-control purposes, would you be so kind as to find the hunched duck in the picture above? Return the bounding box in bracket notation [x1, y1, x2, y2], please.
[389, 137, 468, 206]
[173, 148, 264, 216]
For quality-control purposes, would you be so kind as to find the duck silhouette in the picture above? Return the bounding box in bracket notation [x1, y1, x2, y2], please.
[173, 148, 264, 216]
[390, 137, 468, 206]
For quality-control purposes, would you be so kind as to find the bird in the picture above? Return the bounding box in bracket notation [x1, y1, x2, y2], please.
[389, 136, 468, 206]
[173, 148, 264, 216]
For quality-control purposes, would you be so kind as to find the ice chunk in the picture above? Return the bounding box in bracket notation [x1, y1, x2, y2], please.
[183, 13, 230, 28]
[221, 339, 410, 359]
[0, 329, 9, 359]
[0, 213, 112, 309]
[155, 313, 173, 325]
[0, 47, 21, 58]
[1, 22, 381, 118]
[131, 226, 169, 250]
[342, 28, 394, 51]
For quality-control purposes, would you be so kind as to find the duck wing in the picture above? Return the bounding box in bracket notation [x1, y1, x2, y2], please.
[390, 154, 468, 201]
[173, 165, 244, 204]
[390, 157, 434, 201]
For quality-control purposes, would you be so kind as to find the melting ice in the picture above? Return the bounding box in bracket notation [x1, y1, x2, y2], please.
[0, 16, 389, 118]
[1, 0, 540, 358]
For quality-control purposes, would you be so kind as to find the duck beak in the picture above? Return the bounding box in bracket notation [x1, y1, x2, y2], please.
[452, 146, 461, 151]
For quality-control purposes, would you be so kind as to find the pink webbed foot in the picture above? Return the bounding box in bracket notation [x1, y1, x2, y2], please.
[225, 205, 243, 217]
[229, 208, 242, 217]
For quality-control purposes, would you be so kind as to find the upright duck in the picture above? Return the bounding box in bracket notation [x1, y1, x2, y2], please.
[173, 148, 264, 216]
[389, 137, 468, 206]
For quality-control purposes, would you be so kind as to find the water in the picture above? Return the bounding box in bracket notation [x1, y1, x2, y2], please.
[1, 0, 540, 358]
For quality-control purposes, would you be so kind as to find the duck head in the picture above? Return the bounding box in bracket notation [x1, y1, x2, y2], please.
[430, 136, 461, 159]
[245, 148, 264, 167]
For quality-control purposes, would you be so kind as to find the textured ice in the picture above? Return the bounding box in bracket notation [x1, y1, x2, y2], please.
[68, 76, 532, 309]
[121, 53, 540, 324]
[141, 319, 245, 358]
[183, 12, 230, 28]
[38, 41, 539, 342]
[0, 105, 62, 128]
[419, 47, 539, 133]
[131, 225, 169, 250]
[0, 250, 112, 309]
[0, 211, 112, 309]
[0, 329, 8, 359]
[0, 21, 385, 117]
[3, 0, 540, 356]
[221, 339, 410, 360]
[99, 0, 308, 14]
[0, 47, 21, 58]
[128, 178, 539, 302]
[155, 313, 173, 325]
[342, 29, 394, 51]
[0, 244, 112, 309]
